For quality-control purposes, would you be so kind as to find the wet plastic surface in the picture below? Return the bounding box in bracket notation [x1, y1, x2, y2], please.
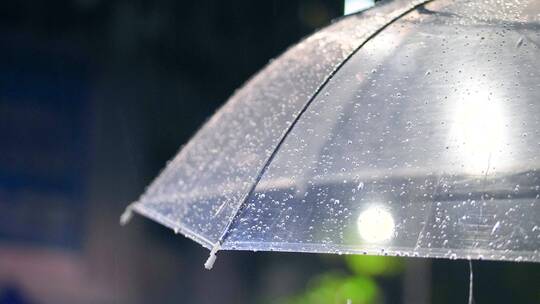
[129, 0, 432, 248]
[129, 0, 540, 262]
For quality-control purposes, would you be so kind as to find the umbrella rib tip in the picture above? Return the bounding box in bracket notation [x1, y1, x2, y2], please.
[204, 243, 221, 270]
[120, 206, 134, 226]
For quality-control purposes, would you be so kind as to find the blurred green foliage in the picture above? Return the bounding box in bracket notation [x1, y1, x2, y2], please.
[280, 255, 403, 304]
[346, 255, 404, 277]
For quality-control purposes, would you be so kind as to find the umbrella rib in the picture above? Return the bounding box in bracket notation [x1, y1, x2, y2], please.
[205, 0, 438, 269]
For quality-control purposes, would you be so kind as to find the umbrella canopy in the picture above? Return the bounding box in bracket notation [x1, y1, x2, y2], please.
[122, 0, 540, 267]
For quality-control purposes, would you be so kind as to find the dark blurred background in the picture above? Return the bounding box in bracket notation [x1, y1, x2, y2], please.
[0, 1, 538, 304]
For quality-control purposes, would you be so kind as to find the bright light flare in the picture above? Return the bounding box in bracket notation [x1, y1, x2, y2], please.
[356, 206, 395, 243]
[450, 86, 507, 174]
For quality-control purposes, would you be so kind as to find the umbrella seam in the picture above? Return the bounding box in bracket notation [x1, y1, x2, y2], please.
[214, 0, 439, 250]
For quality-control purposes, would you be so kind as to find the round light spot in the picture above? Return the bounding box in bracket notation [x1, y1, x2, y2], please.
[357, 206, 395, 243]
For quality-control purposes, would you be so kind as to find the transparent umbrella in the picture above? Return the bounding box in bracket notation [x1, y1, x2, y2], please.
[122, 0, 540, 268]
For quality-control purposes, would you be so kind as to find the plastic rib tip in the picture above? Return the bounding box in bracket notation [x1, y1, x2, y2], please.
[120, 205, 134, 226]
[204, 243, 221, 270]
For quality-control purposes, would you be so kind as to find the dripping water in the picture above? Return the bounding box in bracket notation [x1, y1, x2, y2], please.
[468, 260, 475, 304]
